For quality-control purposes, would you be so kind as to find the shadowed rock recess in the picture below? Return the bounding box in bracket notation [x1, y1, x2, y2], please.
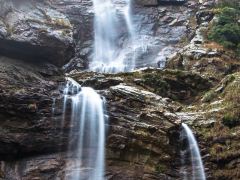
[0, 0, 240, 179]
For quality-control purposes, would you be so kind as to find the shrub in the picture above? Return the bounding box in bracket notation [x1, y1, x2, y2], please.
[202, 90, 217, 102]
[142, 74, 170, 96]
[222, 112, 240, 128]
[218, 7, 238, 25]
[221, 73, 240, 128]
[208, 6, 240, 54]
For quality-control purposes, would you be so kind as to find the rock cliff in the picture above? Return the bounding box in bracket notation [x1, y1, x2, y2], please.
[0, 0, 239, 179]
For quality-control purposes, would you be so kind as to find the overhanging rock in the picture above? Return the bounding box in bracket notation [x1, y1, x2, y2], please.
[0, 0, 74, 67]
[136, 0, 187, 6]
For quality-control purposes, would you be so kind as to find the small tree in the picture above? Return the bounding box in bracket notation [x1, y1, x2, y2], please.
[208, 5, 240, 55]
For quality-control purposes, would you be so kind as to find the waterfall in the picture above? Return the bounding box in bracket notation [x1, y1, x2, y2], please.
[90, 0, 136, 73]
[181, 123, 206, 180]
[62, 78, 106, 180]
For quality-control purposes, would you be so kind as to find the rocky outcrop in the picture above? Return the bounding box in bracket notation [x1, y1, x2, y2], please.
[166, 2, 240, 83]
[164, 1, 240, 179]
[0, 56, 65, 158]
[104, 84, 181, 179]
[1, 56, 238, 179]
[176, 72, 240, 179]
[0, 58, 238, 180]
[71, 68, 211, 102]
[0, 0, 74, 67]
[0, 66, 186, 179]
[0, 62, 214, 179]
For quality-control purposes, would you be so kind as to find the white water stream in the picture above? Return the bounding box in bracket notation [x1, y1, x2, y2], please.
[181, 123, 206, 180]
[62, 78, 105, 180]
[90, 0, 136, 73]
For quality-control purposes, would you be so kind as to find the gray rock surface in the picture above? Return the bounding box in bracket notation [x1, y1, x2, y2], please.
[0, 0, 74, 67]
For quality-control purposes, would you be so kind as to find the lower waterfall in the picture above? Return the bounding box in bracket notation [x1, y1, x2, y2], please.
[181, 123, 206, 180]
[62, 78, 106, 180]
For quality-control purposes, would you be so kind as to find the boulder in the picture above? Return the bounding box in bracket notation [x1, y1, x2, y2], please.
[0, 0, 74, 67]
[196, 10, 214, 25]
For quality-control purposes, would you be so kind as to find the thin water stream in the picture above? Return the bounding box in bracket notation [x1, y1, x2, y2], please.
[181, 123, 206, 180]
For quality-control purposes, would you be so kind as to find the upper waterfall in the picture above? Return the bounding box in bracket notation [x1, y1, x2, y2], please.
[90, 0, 136, 73]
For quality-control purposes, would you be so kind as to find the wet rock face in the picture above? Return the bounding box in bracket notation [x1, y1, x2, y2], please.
[132, 4, 191, 68]
[0, 0, 74, 67]
[0, 0, 200, 71]
[0, 56, 66, 158]
[47, 0, 199, 71]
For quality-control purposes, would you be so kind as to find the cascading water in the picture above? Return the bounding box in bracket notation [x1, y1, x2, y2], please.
[123, 0, 135, 39]
[90, 0, 136, 73]
[181, 123, 206, 180]
[62, 78, 105, 180]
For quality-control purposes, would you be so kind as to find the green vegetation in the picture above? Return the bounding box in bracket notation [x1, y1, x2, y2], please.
[208, 1, 240, 55]
[156, 164, 167, 173]
[221, 73, 240, 128]
[202, 90, 217, 102]
[222, 113, 239, 128]
[114, 69, 210, 102]
[142, 73, 170, 97]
